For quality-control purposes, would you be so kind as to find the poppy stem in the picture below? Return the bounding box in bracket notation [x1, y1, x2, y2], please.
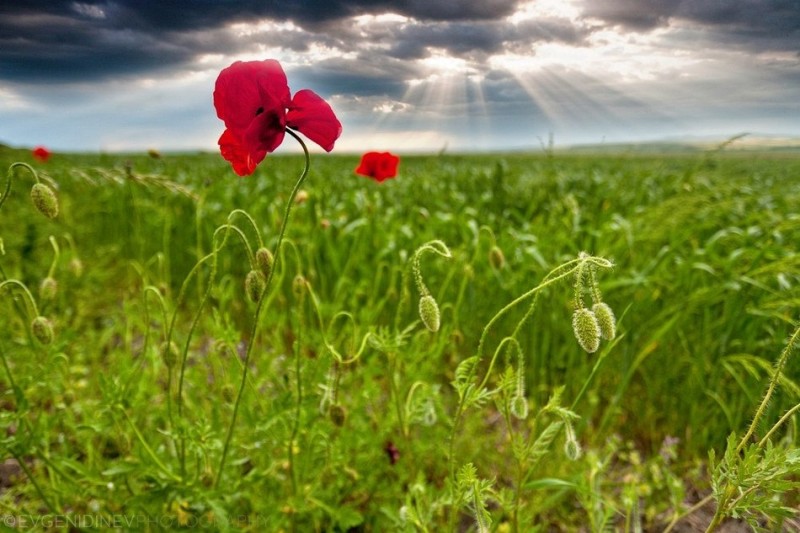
[1, 162, 40, 213]
[215, 128, 310, 489]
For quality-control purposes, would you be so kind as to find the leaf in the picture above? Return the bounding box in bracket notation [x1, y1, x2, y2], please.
[524, 478, 576, 491]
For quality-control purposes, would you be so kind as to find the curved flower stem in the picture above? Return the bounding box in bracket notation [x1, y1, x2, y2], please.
[445, 255, 612, 529]
[1, 162, 41, 213]
[446, 258, 584, 475]
[0, 279, 41, 318]
[215, 128, 310, 488]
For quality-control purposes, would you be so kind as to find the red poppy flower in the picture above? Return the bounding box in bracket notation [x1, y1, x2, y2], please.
[213, 59, 342, 176]
[32, 146, 51, 163]
[355, 152, 400, 183]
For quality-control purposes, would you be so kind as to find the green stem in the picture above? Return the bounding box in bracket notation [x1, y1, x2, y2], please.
[757, 401, 800, 448]
[215, 129, 310, 488]
[121, 409, 182, 483]
[1, 162, 40, 212]
[736, 319, 800, 453]
[0, 279, 41, 318]
[663, 493, 713, 533]
[9, 449, 58, 515]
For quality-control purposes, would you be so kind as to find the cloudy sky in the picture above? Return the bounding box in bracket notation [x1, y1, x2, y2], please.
[1, 0, 798, 153]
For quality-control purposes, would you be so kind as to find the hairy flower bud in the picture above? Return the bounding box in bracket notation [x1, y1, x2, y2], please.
[255, 247, 273, 280]
[510, 395, 529, 420]
[592, 302, 616, 340]
[329, 404, 347, 427]
[30, 183, 59, 219]
[69, 258, 84, 277]
[418, 295, 440, 332]
[564, 435, 582, 461]
[160, 341, 179, 368]
[292, 274, 307, 297]
[294, 189, 309, 204]
[31, 316, 54, 345]
[39, 277, 58, 301]
[564, 423, 582, 461]
[572, 308, 601, 353]
[488, 246, 505, 270]
[244, 270, 266, 303]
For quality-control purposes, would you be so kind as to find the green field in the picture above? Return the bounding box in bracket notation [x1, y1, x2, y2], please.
[1, 145, 799, 531]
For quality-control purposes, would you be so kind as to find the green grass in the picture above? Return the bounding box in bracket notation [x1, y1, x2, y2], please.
[1, 145, 799, 531]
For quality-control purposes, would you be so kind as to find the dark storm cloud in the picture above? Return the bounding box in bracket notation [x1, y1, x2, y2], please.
[581, 0, 800, 52]
[0, 0, 522, 83]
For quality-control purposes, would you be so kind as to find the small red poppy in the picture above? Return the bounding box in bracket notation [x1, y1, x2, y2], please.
[213, 59, 342, 176]
[355, 152, 400, 183]
[32, 146, 51, 163]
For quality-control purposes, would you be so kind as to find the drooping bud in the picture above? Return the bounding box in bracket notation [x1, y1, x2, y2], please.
[160, 341, 179, 368]
[255, 247, 273, 280]
[69, 258, 84, 277]
[510, 395, 529, 420]
[31, 316, 54, 345]
[292, 274, 307, 297]
[294, 189, 309, 204]
[39, 277, 58, 301]
[30, 183, 59, 219]
[329, 404, 347, 427]
[572, 308, 601, 353]
[418, 295, 440, 332]
[244, 270, 266, 303]
[488, 246, 505, 270]
[592, 302, 616, 341]
[564, 424, 582, 461]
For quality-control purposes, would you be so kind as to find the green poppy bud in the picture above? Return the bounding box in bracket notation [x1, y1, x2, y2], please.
[30, 183, 59, 219]
[244, 270, 266, 303]
[488, 246, 505, 270]
[329, 404, 347, 427]
[510, 395, 529, 420]
[160, 341, 179, 368]
[292, 274, 307, 297]
[572, 308, 601, 353]
[31, 316, 54, 345]
[418, 295, 440, 332]
[592, 302, 616, 340]
[39, 277, 58, 301]
[255, 247, 273, 280]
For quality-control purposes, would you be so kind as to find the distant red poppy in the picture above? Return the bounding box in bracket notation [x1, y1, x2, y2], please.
[32, 146, 51, 163]
[213, 59, 342, 176]
[355, 152, 400, 183]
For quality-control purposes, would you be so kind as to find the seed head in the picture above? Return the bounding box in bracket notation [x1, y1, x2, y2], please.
[418, 295, 440, 332]
[255, 247, 273, 280]
[30, 183, 59, 219]
[39, 277, 58, 301]
[244, 270, 266, 303]
[31, 316, 54, 345]
[572, 307, 601, 353]
[592, 302, 616, 340]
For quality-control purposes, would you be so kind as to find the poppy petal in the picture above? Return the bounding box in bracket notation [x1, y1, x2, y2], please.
[213, 60, 291, 134]
[218, 129, 264, 177]
[355, 152, 399, 182]
[287, 89, 342, 152]
[242, 105, 287, 157]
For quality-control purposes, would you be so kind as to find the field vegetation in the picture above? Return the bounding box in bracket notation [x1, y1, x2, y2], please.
[1, 144, 799, 531]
